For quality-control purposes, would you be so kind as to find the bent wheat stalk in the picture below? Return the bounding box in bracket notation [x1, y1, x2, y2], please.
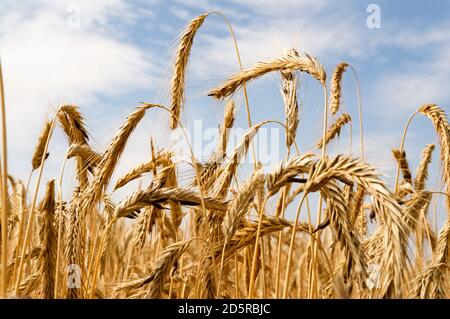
[114, 187, 228, 220]
[209, 50, 326, 99]
[418, 104, 450, 208]
[114, 150, 172, 191]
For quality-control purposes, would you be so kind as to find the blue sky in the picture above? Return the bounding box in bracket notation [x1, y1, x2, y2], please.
[0, 0, 449, 225]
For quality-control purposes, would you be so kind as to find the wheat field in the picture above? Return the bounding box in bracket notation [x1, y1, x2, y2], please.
[0, 12, 449, 299]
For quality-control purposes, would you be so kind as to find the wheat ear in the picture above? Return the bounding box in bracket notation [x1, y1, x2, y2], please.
[116, 240, 192, 297]
[414, 144, 435, 191]
[267, 153, 314, 196]
[216, 100, 236, 157]
[222, 170, 265, 242]
[305, 155, 409, 297]
[170, 14, 208, 129]
[31, 120, 52, 171]
[114, 150, 171, 191]
[213, 121, 268, 197]
[82, 105, 153, 211]
[114, 187, 228, 219]
[64, 190, 84, 299]
[411, 219, 450, 298]
[280, 67, 299, 149]
[317, 114, 352, 149]
[67, 143, 101, 169]
[329, 63, 349, 115]
[392, 148, 412, 186]
[58, 105, 89, 144]
[418, 104, 450, 206]
[37, 179, 57, 298]
[209, 50, 326, 99]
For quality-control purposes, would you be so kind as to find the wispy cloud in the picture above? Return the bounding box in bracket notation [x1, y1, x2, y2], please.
[227, 0, 326, 15]
[0, 0, 157, 177]
[369, 25, 450, 117]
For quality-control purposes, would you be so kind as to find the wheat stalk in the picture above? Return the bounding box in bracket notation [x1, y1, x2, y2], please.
[114, 186, 228, 219]
[418, 104, 450, 205]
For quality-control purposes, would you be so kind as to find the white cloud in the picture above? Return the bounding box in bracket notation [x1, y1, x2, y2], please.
[175, 0, 325, 16]
[369, 26, 450, 118]
[228, 0, 326, 15]
[372, 72, 449, 114]
[381, 22, 450, 49]
[0, 0, 157, 178]
[169, 6, 192, 21]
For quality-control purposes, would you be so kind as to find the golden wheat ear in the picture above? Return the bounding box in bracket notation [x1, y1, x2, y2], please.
[216, 100, 236, 158]
[82, 104, 153, 210]
[31, 120, 52, 171]
[414, 144, 435, 191]
[329, 62, 349, 115]
[37, 179, 57, 298]
[417, 104, 450, 214]
[209, 50, 326, 99]
[280, 68, 299, 149]
[170, 14, 208, 129]
[391, 148, 412, 186]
